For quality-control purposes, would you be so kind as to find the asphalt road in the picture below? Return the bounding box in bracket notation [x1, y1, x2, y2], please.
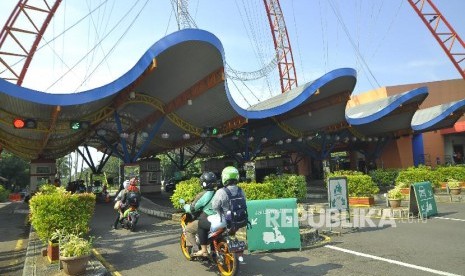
[89, 201, 465, 276]
[0, 202, 29, 276]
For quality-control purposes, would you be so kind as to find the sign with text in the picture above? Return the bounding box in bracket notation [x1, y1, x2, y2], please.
[328, 177, 349, 212]
[246, 198, 301, 252]
[409, 182, 438, 219]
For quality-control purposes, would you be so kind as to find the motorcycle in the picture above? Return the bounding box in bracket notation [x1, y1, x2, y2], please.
[119, 205, 140, 231]
[179, 200, 246, 276]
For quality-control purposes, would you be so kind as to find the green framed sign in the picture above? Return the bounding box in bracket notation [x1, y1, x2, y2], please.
[409, 182, 438, 219]
[328, 177, 349, 212]
[246, 198, 301, 252]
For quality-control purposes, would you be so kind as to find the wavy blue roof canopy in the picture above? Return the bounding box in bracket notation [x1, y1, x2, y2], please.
[346, 86, 429, 125]
[228, 67, 357, 119]
[0, 29, 225, 106]
[412, 99, 465, 132]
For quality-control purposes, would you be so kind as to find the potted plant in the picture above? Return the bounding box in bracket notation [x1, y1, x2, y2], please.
[447, 178, 462, 195]
[52, 229, 93, 276]
[387, 187, 402, 208]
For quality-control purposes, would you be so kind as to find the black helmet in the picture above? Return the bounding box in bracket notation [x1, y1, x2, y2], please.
[199, 172, 217, 190]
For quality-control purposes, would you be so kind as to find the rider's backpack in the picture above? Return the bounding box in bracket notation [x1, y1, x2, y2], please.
[126, 191, 140, 208]
[223, 187, 249, 231]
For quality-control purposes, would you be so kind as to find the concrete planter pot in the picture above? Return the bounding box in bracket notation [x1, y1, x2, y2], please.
[449, 188, 462, 195]
[388, 199, 402, 208]
[60, 254, 90, 275]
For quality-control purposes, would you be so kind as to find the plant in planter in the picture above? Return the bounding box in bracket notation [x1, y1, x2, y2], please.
[396, 165, 441, 189]
[29, 185, 95, 262]
[52, 229, 93, 276]
[387, 187, 402, 208]
[447, 178, 462, 195]
[395, 181, 410, 195]
[436, 166, 465, 188]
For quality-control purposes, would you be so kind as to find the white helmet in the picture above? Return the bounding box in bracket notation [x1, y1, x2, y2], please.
[123, 180, 130, 189]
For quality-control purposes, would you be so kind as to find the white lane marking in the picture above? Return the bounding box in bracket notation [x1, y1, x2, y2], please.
[434, 217, 465, 222]
[325, 245, 461, 276]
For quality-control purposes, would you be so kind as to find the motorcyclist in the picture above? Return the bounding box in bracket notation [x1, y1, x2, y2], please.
[112, 179, 131, 229]
[194, 166, 246, 257]
[120, 177, 141, 219]
[183, 172, 217, 252]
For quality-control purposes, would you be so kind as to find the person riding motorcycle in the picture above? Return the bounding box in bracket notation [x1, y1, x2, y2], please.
[183, 172, 217, 252]
[113, 178, 140, 229]
[194, 166, 246, 257]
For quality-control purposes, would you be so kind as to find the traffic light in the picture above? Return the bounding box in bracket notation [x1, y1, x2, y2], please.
[70, 121, 90, 130]
[203, 127, 219, 137]
[13, 118, 37, 129]
[234, 128, 245, 136]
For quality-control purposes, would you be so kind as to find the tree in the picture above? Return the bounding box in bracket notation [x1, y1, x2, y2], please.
[101, 156, 121, 186]
[56, 155, 71, 183]
[0, 151, 30, 190]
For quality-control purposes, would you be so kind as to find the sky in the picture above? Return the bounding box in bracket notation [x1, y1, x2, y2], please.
[1, 0, 464, 170]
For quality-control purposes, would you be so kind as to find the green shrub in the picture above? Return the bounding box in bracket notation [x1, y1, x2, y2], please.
[396, 165, 441, 188]
[170, 177, 202, 209]
[263, 174, 307, 200]
[369, 169, 399, 187]
[329, 170, 364, 177]
[435, 166, 465, 182]
[238, 182, 276, 200]
[346, 174, 379, 197]
[0, 185, 10, 202]
[29, 189, 95, 244]
[328, 170, 379, 196]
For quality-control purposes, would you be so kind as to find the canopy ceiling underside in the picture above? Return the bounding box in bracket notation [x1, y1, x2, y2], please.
[0, 29, 462, 161]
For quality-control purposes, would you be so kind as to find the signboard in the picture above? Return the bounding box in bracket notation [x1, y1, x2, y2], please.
[246, 198, 301, 252]
[409, 182, 438, 219]
[328, 177, 349, 212]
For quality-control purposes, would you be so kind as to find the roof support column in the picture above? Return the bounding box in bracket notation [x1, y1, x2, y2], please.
[114, 111, 130, 163]
[97, 149, 112, 173]
[412, 133, 425, 167]
[184, 142, 206, 168]
[98, 136, 124, 160]
[76, 146, 96, 174]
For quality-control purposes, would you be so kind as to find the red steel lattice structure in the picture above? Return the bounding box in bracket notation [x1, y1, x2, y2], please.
[408, 0, 465, 79]
[0, 0, 62, 85]
[263, 0, 298, 93]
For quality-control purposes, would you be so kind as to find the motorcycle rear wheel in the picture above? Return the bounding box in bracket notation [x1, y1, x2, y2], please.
[215, 240, 239, 276]
[180, 234, 192, 261]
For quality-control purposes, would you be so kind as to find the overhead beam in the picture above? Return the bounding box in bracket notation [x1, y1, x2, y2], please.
[276, 91, 351, 121]
[38, 105, 61, 156]
[127, 67, 224, 135]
